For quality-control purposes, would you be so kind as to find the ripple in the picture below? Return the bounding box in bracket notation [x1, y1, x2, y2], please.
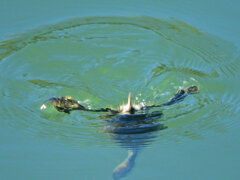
[0, 16, 239, 148]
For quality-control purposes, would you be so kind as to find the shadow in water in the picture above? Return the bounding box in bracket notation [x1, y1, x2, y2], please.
[103, 112, 167, 180]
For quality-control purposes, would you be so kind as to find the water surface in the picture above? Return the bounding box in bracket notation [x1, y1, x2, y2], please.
[1, 14, 240, 180]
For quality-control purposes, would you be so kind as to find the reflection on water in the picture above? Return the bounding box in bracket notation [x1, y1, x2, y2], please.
[106, 113, 166, 180]
[103, 112, 164, 135]
[112, 149, 138, 180]
[111, 130, 167, 180]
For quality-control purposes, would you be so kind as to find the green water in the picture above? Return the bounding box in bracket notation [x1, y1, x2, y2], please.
[1, 1, 240, 180]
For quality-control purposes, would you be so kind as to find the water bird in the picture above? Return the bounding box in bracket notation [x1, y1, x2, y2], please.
[40, 86, 199, 114]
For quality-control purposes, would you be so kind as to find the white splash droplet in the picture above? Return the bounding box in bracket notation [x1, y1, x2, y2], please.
[40, 104, 47, 110]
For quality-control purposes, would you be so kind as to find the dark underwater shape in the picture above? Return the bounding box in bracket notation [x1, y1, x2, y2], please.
[104, 112, 165, 134]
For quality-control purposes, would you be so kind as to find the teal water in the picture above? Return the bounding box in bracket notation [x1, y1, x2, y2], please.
[1, 1, 240, 180]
